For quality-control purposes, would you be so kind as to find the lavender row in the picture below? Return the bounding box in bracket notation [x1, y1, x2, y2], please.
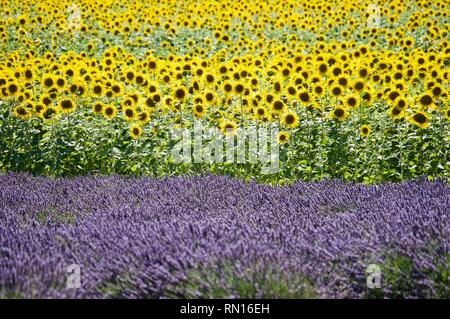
[0, 174, 448, 298]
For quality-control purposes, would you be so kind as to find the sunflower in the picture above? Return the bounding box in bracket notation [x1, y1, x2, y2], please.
[220, 120, 238, 136]
[92, 102, 104, 115]
[23, 67, 34, 81]
[59, 98, 76, 113]
[359, 125, 371, 138]
[138, 111, 151, 125]
[123, 106, 136, 121]
[124, 69, 135, 83]
[313, 83, 325, 97]
[135, 73, 146, 86]
[255, 106, 267, 119]
[33, 104, 45, 115]
[204, 72, 216, 86]
[431, 85, 443, 98]
[277, 131, 290, 144]
[352, 79, 365, 92]
[403, 36, 414, 48]
[330, 84, 343, 97]
[92, 83, 103, 96]
[393, 95, 408, 110]
[317, 62, 328, 75]
[173, 85, 187, 101]
[55, 76, 66, 88]
[330, 106, 349, 121]
[417, 92, 434, 109]
[234, 82, 245, 95]
[387, 106, 405, 120]
[193, 104, 206, 118]
[130, 124, 143, 140]
[343, 94, 360, 109]
[103, 105, 117, 120]
[42, 75, 55, 89]
[362, 90, 373, 104]
[203, 90, 217, 104]
[272, 100, 285, 114]
[12, 105, 30, 120]
[282, 111, 299, 128]
[298, 90, 312, 105]
[121, 96, 136, 108]
[222, 81, 233, 95]
[41, 106, 59, 121]
[409, 111, 430, 129]
[443, 107, 450, 121]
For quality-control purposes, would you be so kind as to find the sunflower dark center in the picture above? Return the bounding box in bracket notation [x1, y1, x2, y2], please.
[420, 95, 432, 106]
[285, 114, 295, 124]
[319, 64, 327, 73]
[347, 98, 356, 106]
[17, 107, 27, 115]
[355, 82, 363, 90]
[413, 113, 427, 124]
[93, 85, 102, 94]
[274, 101, 283, 110]
[334, 108, 344, 117]
[300, 92, 310, 102]
[61, 100, 73, 109]
[175, 89, 186, 99]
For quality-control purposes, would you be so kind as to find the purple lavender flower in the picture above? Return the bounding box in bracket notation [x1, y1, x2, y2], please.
[0, 174, 448, 298]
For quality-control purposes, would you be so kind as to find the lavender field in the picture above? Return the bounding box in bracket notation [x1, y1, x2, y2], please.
[0, 174, 448, 298]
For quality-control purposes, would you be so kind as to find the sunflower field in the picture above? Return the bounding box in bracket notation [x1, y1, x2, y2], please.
[0, 0, 449, 300]
[0, 0, 448, 183]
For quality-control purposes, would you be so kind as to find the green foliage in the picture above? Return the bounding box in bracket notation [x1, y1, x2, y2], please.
[366, 253, 450, 299]
[164, 262, 316, 299]
[0, 100, 448, 184]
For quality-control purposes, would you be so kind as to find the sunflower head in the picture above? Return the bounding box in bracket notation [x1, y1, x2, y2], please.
[387, 106, 405, 120]
[359, 125, 371, 138]
[343, 94, 360, 109]
[277, 131, 290, 144]
[272, 100, 285, 114]
[444, 108, 450, 122]
[282, 111, 299, 128]
[220, 120, 238, 136]
[102, 105, 117, 120]
[255, 106, 267, 119]
[409, 111, 430, 129]
[42, 75, 55, 89]
[193, 104, 206, 118]
[92, 83, 103, 96]
[123, 107, 136, 121]
[12, 105, 30, 120]
[59, 98, 76, 113]
[42, 106, 59, 121]
[92, 102, 104, 115]
[330, 106, 349, 121]
[417, 92, 434, 109]
[173, 85, 187, 101]
[130, 124, 143, 140]
[138, 111, 150, 125]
